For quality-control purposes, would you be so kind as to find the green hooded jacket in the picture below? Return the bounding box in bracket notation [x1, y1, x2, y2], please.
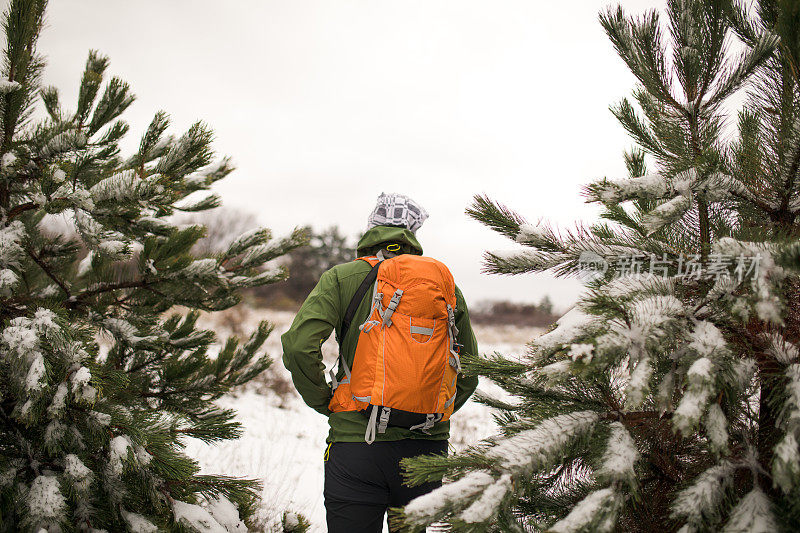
[281, 225, 479, 443]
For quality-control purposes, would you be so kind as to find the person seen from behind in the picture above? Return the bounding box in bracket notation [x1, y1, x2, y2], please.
[282, 193, 479, 532]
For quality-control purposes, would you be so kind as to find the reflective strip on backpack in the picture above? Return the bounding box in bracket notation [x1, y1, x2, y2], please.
[359, 320, 380, 333]
[446, 304, 461, 370]
[410, 325, 434, 336]
[443, 394, 457, 408]
[448, 355, 461, 373]
[446, 304, 460, 340]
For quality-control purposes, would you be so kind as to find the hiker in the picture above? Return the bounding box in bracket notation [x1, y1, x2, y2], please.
[282, 193, 479, 532]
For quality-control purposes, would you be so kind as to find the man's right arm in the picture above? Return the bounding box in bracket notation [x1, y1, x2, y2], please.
[281, 269, 341, 416]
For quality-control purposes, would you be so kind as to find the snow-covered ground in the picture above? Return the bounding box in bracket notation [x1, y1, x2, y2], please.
[185, 307, 542, 532]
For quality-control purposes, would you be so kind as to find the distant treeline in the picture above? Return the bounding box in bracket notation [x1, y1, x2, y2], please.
[469, 298, 558, 328]
[185, 208, 560, 327]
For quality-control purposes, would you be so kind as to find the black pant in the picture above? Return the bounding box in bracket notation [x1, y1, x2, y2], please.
[324, 440, 448, 533]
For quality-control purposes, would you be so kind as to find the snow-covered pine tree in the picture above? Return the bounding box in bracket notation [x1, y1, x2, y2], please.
[400, 1, 800, 531]
[0, 1, 306, 531]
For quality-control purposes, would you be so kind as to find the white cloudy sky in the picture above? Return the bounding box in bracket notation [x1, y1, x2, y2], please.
[38, 0, 667, 310]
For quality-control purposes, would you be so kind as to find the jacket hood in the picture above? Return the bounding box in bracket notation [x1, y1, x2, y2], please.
[355, 226, 423, 257]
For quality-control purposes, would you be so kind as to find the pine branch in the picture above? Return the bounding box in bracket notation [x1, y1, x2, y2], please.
[71, 278, 152, 302]
[27, 246, 70, 297]
[6, 200, 36, 219]
[778, 129, 800, 215]
[465, 194, 526, 241]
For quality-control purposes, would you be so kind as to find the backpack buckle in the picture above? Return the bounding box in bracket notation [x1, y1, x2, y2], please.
[378, 406, 391, 434]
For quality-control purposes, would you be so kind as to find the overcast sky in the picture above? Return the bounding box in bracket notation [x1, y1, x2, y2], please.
[37, 0, 668, 311]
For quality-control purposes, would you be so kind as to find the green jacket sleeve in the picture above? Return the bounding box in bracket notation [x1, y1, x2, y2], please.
[281, 269, 340, 416]
[452, 285, 479, 413]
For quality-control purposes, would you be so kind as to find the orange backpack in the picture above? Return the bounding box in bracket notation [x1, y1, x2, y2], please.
[328, 254, 462, 443]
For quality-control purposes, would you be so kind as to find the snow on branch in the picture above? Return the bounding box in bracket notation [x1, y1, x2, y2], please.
[772, 433, 800, 494]
[782, 364, 800, 426]
[589, 173, 673, 204]
[602, 271, 676, 298]
[0, 310, 61, 400]
[722, 488, 778, 533]
[687, 321, 728, 359]
[27, 475, 66, 527]
[628, 295, 685, 330]
[173, 499, 228, 533]
[458, 474, 512, 523]
[89, 168, 162, 205]
[405, 471, 495, 525]
[122, 511, 158, 533]
[487, 411, 600, 472]
[206, 495, 248, 533]
[0, 79, 20, 94]
[64, 454, 93, 492]
[598, 421, 640, 483]
[515, 222, 551, 244]
[671, 460, 735, 527]
[531, 306, 602, 354]
[594, 295, 684, 377]
[587, 168, 698, 203]
[183, 156, 235, 189]
[0, 220, 26, 269]
[405, 412, 600, 528]
[674, 357, 717, 434]
[625, 355, 653, 408]
[764, 333, 800, 365]
[549, 487, 620, 533]
[180, 258, 221, 278]
[641, 194, 692, 235]
[226, 227, 271, 257]
[484, 248, 556, 275]
[103, 318, 158, 346]
[705, 403, 729, 452]
[39, 130, 87, 159]
[108, 435, 133, 475]
[713, 238, 785, 324]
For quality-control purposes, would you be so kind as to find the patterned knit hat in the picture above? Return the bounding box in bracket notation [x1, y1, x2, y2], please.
[367, 193, 429, 234]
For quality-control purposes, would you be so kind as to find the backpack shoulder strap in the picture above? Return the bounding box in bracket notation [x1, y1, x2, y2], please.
[340, 258, 382, 341]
